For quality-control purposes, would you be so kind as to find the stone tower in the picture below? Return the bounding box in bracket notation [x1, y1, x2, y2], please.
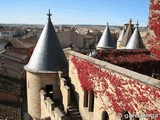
[24, 10, 68, 120]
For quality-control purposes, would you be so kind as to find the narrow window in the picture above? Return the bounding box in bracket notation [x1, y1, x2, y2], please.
[83, 90, 88, 107]
[46, 85, 53, 99]
[88, 89, 94, 112]
[101, 111, 109, 120]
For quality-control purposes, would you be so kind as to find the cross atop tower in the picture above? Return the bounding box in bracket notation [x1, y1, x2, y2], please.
[47, 9, 52, 20]
[129, 19, 132, 24]
[136, 20, 139, 28]
[107, 22, 109, 26]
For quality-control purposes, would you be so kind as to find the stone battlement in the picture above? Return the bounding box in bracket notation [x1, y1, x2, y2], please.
[40, 89, 67, 120]
[66, 50, 160, 88]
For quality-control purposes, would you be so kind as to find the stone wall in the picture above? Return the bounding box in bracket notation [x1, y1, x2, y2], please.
[57, 31, 72, 48]
[40, 90, 67, 120]
[148, 0, 160, 59]
[57, 31, 84, 49]
[71, 31, 84, 48]
[26, 72, 62, 120]
[67, 50, 160, 120]
[59, 78, 70, 113]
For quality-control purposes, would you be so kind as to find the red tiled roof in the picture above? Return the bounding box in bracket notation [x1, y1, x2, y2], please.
[0, 39, 8, 43]
[0, 50, 28, 62]
[11, 39, 35, 48]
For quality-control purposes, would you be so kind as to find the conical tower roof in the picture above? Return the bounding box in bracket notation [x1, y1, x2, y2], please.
[24, 10, 68, 73]
[126, 22, 145, 49]
[117, 27, 126, 42]
[96, 23, 116, 49]
[120, 19, 134, 46]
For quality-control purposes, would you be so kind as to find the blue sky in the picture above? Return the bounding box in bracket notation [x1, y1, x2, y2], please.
[0, 0, 149, 26]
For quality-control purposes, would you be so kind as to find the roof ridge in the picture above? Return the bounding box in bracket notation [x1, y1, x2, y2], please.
[15, 39, 28, 48]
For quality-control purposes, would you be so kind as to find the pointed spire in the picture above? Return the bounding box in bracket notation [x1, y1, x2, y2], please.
[47, 9, 52, 20]
[96, 22, 116, 49]
[136, 20, 139, 28]
[129, 18, 132, 23]
[24, 10, 68, 73]
[117, 27, 126, 42]
[126, 22, 145, 49]
[120, 19, 134, 46]
[107, 22, 109, 26]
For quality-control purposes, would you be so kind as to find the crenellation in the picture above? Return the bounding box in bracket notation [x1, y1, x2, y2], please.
[46, 97, 55, 112]
[40, 88, 69, 120]
[60, 78, 67, 86]
[40, 89, 47, 100]
[60, 77, 71, 113]
[54, 107, 65, 118]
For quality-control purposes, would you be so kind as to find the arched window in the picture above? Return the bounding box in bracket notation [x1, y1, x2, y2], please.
[101, 111, 109, 120]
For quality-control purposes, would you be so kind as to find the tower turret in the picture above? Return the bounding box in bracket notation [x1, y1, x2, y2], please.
[24, 10, 68, 119]
[126, 21, 145, 49]
[96, 22, 116, 50]
[120, 19, 134, 48]
[117, 27, 126, 49]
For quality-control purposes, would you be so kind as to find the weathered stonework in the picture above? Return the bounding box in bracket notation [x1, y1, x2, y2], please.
[26, 71, 61, 119]
[148, 0, 160, 59]
[67, 50, 160, 120]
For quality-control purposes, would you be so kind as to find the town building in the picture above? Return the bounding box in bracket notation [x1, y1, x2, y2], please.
[8, 39, 35, 58]
[0, 38, 8, 51]
[0, 75, 21, 120]
[0, 29, 16, 40]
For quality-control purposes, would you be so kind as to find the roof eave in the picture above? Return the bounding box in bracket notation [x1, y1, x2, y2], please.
[24, 65, 68, 73]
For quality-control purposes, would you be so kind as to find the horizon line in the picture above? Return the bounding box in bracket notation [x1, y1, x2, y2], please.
[0, 23, 148, 27]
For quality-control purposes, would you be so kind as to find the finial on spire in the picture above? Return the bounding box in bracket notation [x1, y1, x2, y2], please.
[107, 22, 109, 26]
[129, 19, 132, 23]
[47, 9, 52, 20]
[136, 20, 139, 28]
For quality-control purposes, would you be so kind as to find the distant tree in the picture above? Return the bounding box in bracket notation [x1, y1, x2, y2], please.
[148, 0, 160, 59]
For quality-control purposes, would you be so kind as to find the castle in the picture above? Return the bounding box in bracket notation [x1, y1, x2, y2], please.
[24, 9, 160, 120]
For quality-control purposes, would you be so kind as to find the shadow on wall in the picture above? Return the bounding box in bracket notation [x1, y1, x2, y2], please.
[68, 77, 80, 107]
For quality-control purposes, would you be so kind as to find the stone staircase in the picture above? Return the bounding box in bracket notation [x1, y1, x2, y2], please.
[67, 105, 82, 120]
[62, 76, 82, 120]
[67, 78, 82, 120]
